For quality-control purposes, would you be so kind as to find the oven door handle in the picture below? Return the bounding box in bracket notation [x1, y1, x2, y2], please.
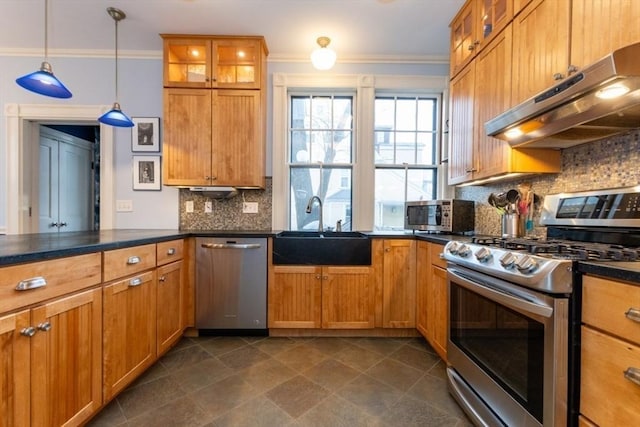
[448, 267, 554, 318]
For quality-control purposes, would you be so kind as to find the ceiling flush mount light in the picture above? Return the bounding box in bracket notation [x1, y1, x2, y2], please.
[16, 0, 72, 98]
[310, 36, 337, 70]
[99, 7, 134, 128]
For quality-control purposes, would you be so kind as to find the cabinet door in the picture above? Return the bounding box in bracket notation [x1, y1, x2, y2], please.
[212, 90, 265, 187]
[0, 310, 30, 427]
[448, 63, 475, 185]
[473, 25, 512, 180]
[163, 38, 212, 88]
[477, 0, 513, 47]
[31, 288, 102, 427]
[427, 264, 448, 361]
[450, 0, 477, 77]
[571, 0, 640, 70]
[157, 261, 184, 355]
[322, 266, 375, 329]
[103, 271, 157, 401]
[382, 239, 417, 328]
[415, 241, 429, 338]
[163, 88, 213, 186]
[269, 266, 322, 328]
[212, 38, 264, 89]
[511, 0, 570, 105]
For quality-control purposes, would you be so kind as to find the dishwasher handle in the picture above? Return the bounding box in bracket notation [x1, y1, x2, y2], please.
[201, 242, 262, 249]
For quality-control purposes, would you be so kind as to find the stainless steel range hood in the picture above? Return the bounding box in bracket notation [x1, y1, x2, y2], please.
[189, 186, 238, 199]
[485, 42, 640, 148]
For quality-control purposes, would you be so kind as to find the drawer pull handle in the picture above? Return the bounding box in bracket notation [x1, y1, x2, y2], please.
[38, 322, 52, 332]
[624, 367, 640, 386]
[127, 256, 141, 265]
[167, 248, 176, 255]
[15, 277, 47, 291]
[625, 308, 640, 323]
[21, 327, 36, 337]
[129, 277, 143, 287]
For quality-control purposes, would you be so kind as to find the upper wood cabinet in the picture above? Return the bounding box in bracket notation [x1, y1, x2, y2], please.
[570, 0, 640, 71]
[511, 0, 571, 105]
[448, 26, 560, 185]
[450, 0, 513, 77]
[163, 36, 267, 89]
[162, 35, 267, 189]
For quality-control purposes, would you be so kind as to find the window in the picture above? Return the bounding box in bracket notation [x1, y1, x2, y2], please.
[374, 96, 438, 230]
[272, 73, 446, 232]
[288, 94, 354, 231]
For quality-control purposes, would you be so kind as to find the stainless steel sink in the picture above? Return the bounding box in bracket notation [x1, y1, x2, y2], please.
[272, 231, 371, 265]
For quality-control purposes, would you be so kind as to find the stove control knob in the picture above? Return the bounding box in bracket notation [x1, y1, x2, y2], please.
[457, 244, 471, 258]
[499, 252, 517, 269]
[474, 247, 492, 263]
[516, 255, 538, 274]
[447, 241, 461, 255]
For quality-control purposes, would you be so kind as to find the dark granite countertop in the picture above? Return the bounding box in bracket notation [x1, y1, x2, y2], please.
[2, 229, 638, 284]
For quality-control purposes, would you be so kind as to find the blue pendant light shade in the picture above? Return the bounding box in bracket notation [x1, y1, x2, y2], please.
[16, 0, 72, 98]
[99, 7, 134, 128]
[98, 102, 134, 127]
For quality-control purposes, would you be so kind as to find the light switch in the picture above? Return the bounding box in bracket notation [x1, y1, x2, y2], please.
[116, 199, 133, 212]
[185, 201, 194, 213]
[204, 201, 212, 213]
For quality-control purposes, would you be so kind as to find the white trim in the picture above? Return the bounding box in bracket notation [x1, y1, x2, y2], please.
[0, 47, 161, 60]
[271, 73, 448, 231]
[4, 103, 114, 234]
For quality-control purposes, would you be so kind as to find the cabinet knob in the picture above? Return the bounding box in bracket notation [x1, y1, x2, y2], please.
[553, 72, 564, 81]
[315, 274, 322, 280]
[21, 327, 36, 337]
[59, 222, 67, 227]
[50, 222, 59, 228]
[159, 275, 166, 282]
[37, 321, 52, 332]
[167, 248, 176, 255]
[467, 40, 480, 51]
[567, 64, 579, 75]
[385, 248, 391, 252]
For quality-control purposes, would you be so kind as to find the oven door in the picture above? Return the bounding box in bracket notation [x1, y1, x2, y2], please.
[446, 265, 569, 427]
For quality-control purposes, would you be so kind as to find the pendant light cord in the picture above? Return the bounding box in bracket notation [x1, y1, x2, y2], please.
[114, 17, 119, 103]
[43, 0, 49, 61]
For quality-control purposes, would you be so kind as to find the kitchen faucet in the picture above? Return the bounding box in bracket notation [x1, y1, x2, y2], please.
[305, 196, 323, 232]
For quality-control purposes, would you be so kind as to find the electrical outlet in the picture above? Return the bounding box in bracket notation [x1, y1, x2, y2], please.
[116, 199, 133, 212]
[242, 202, 259, 214]
[204, 201, 212, 213]
[185, 201, 194, 213]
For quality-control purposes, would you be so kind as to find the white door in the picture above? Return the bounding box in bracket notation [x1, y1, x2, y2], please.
[38, 129, 93, 232]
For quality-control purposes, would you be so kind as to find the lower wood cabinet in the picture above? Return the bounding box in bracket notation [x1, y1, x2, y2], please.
[157, 260, 184, 355]
[0, 288, 103, 427]
[580, 275, 640, 426]
[381, 239, 417, 328]
[268, 265, 375, 329]
[416, 241, 448, 361]
[103, 271, 157, 401]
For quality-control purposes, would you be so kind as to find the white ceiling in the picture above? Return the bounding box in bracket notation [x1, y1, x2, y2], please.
[1, 0, 466, 62]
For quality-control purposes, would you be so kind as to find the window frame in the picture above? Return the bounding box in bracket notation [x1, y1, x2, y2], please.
[272, 73, 448, 231]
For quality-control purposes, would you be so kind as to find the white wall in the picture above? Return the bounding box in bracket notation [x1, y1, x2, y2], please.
[0, 52, 450, 232]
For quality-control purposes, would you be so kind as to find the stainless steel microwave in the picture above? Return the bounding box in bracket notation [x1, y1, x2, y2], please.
[404, 199, 475, 233]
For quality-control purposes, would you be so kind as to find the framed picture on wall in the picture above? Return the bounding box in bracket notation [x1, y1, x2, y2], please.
[131, 117, 160, 152]
[132, 156, 161, 191]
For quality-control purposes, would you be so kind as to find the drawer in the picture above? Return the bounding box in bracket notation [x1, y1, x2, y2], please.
[430, 243, 447, 269]
[0, 253, 102, 313]
[103, 244, 156, 282]
[157, 239, 184, 265]
[580, 326, 640, 426]
[583, 275, 640, 346]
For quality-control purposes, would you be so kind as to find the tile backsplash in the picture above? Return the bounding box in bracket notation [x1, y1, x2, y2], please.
[456, 129, 640, 236]
[179, 178, 272, 230]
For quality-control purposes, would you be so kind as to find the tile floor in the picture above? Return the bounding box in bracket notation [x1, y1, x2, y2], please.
[88, 335, 472, 427]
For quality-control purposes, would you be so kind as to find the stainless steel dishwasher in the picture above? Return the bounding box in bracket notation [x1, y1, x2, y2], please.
[195, 237, 267, 332]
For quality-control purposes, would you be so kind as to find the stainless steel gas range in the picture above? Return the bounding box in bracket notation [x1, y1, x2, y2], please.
[444, 186, 640, 427]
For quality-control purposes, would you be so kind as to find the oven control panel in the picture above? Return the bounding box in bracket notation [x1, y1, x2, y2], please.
[541, 186, 640, 227]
